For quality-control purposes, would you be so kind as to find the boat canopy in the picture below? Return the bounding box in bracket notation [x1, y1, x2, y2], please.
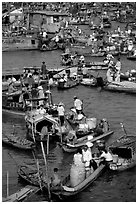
[26, 113, 59, 125]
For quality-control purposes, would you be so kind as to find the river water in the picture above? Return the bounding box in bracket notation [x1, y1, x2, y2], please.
[2, 24, 136, 202]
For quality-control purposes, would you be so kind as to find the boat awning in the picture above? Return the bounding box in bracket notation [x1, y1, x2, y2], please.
[27, 114, 59, 125]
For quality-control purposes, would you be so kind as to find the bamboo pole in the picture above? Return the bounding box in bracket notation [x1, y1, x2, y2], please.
[32, 151, 42, 191]
[6, 171, 9, 197]
[47, 133, 49, 155]
[40, 139, 51, 201]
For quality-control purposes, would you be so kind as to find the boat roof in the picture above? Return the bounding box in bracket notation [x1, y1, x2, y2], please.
[27, 113, 58, 125]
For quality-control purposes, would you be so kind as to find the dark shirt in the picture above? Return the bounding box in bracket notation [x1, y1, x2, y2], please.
[41, 64, 47, 75]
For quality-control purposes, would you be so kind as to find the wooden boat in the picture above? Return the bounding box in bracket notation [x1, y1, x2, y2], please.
[51, 164, 106, 199]
[2, 90, 55, 117]
[108, 135, 136, 171]
[40, 44, 58, 52]
[80, 78, 97, 87]
[85, 61, 108, 69]
[62, 131, 114, 153]
[127, 55, 136, 61]
[2, 185, 39, 202]
[2, 133, 35, 151]
[25, 111, 72, 142]
[90, 52, 105, 57]
[57, 80, 79, 90]
[68, 45, 92, 56]
[2, 36, 39, 52]
[18, 165, 43, 187]
[104, 81, 136, 94]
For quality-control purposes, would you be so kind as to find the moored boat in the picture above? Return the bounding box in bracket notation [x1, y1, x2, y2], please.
[18, 165, 43, 187]
[51, 164, 106, 199]
[2, 134, 35, 151]
[103, 81, 136, 94]
[109, 135, 136, 171]
[57, 79, 79, 90]
[61, 130, 114, 153]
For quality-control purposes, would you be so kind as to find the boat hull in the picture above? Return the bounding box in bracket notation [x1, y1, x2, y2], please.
[62, 131, 114, 153]
[51, 164, 106, 199]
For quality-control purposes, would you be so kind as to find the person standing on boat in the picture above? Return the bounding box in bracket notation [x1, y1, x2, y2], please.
[115, 58, 122, 73]
[57, 102, 65, 126]
[37, 85, 45, 106]
[73, 148, 84, 166]
[115, 58, 122, 82]
[74, 96, 83, 114]
[82, 142, 93, 177]
[41, 61, 48, 79]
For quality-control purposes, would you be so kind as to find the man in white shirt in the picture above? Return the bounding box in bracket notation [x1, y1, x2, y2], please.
[74, 96, 83, 114]
[99, 149, 113, 166]
[57, 102, 65, 126]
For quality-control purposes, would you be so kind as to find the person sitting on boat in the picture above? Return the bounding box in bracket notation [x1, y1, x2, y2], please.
[99, 149, 113, 166]
[40, 125, 48, 140]
[66, 130, 77, 144]
[57, 102, 65, 126]
[8, 81, 17, 94]
[74, 96, 83, 114]
[37, 85, 45, 106]
[50, 168, 62, 188]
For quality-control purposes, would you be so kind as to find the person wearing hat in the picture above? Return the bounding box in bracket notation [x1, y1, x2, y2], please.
[57, 102, 65, 126]
[37, 85, 45, 106]
[74, 96, 83, 115]
[41, 61, 48, 79]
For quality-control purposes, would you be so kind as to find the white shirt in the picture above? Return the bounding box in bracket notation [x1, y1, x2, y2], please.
[73, 153, 83, 166]
[57, 106, 65, 116]
[38, 90, 45, 99]
[74, 99, 82, 111]
[115, 61, 121, 72]
[100, 151, 113, 161]
[39, 108, 46, 115]
[82, 148, 92, 162]
[43, 31, 47, 38]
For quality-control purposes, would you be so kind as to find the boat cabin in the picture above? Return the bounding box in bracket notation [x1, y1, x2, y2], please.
[25, 113, 60, 141]
[109, 136, 136, 171]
